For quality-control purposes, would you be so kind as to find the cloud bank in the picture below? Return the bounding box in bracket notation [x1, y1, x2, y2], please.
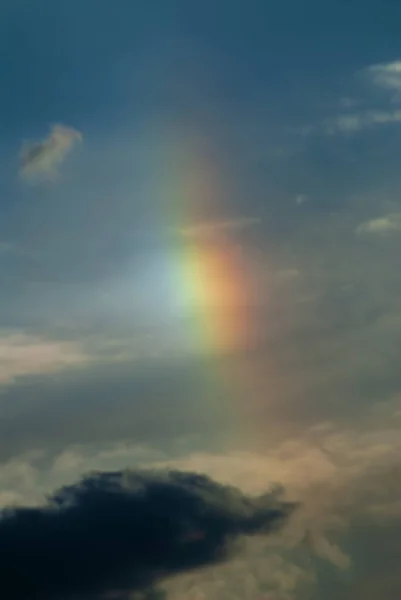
[0, 468, 295, 600]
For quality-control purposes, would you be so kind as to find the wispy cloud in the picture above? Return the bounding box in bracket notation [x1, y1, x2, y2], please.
[302, 110, 401, 136]
[0, 332, 88, 385]
[298, 60, 401, 137]
[19, 124, 82, 183]
[356, 213, 401, 236]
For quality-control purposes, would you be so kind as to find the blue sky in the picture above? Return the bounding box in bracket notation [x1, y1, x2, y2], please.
[1, 2, 401, 598]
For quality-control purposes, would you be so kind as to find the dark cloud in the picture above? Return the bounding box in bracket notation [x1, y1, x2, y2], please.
[0, 467, 295, 600]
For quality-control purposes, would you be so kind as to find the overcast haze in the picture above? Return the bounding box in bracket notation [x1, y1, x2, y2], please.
[1, 1, 401, 599]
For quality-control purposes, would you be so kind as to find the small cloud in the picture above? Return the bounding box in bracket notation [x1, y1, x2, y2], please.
[356, 213, 401, 236]
[176, 217, 260, 239]
[322, 110, 401, 134]
[297, 111, 401, 137]
[0, 332, 88, 385]
[329, 114, 364, 133]
[367, 60, 401, 93]
[19, 124, 82, 183]
[295, 194, 308, 206]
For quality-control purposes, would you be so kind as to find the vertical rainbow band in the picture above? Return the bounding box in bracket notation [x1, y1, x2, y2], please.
[163, 132, 255, 356]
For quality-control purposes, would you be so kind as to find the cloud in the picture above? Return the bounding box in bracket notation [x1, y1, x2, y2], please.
[0, 332, 88, 385]
[0, 468, 295, 600]
[367, 60, 401, 93]
[298, 61, 401, 137]
[0, 397, 400, 599]
[356, 213, 401, 236]
[310, 110, 401, 135]
[19, 124, 82, 183]
[175, 217, 260, 239]
[295, 194, 308, 206]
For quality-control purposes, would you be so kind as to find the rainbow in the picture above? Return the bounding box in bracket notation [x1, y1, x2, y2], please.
[142, 127, 270, 445]
[160, 131, 257, 357]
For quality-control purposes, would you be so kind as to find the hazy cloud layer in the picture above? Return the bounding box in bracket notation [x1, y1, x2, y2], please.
[0, 332, 88, 386]
[0, 397, 400, 599]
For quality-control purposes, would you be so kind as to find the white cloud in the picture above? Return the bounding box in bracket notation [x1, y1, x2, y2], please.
[324, 110, 401, 134]
[367, 60, 401, 93]
[298, 61, 401, 137]
[0, 332, 89, 385]
[298, 109, 401, 137]
[19, 124, 82, 183]
[356, 212, 401, 235]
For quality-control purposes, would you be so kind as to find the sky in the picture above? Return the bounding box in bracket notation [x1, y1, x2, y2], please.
[1, 1, 401, 598]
